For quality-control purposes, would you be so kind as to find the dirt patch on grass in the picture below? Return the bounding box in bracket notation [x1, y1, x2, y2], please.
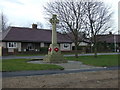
[2, 70, 119, 88]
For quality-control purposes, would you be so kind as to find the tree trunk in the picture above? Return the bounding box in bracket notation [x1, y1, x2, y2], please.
[94, 36, 97, 57]
[94, 44, 97, 57]
[75, 42, 78, 58]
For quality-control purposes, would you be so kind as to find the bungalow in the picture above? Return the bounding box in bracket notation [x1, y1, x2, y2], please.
[0, 24, 90, 55]
[96, 32, 120, 52]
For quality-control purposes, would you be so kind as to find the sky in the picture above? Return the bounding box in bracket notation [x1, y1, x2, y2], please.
[118, 1, 120, 34]
[0, 0, 119, 33]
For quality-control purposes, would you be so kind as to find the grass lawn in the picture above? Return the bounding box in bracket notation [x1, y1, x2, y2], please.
[65, 55, 119, 67]
[1, 55, 119, 72]
[2, 59, 64, 72]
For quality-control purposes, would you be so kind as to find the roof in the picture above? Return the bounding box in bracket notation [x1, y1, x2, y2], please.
[63, 32, 91, 43]
[96, 34, 120, 43]
[2, 27, 72, 43]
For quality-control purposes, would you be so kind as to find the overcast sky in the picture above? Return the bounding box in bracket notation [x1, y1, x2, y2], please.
[0, 0, 119, 33]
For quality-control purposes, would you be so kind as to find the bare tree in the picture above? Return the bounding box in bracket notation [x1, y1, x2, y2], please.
[44, 1, 86, 58]
[82, 2, 113, 57]
[0, 12, 9, 31]
[44, 1, 113, 57]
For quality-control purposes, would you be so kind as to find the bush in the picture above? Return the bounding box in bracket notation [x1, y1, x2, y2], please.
[40, 47, 48, 53]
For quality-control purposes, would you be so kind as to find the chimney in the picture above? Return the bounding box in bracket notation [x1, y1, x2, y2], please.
[32, 24, 37, 29]
[109, 32, 112, 35]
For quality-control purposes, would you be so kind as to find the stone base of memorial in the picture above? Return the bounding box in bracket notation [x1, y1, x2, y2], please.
[43, 44, 67, 63]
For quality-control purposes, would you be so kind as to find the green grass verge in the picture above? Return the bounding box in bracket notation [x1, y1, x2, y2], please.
[2, 59, 64, 72]
[65, 55, 119, 67]
[0, 60, 1, 72]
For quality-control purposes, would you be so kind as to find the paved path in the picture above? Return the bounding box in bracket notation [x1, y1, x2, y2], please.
[2, 66, 119, 78]
[1, 53, 120, 60]
[28, 60, 102, 70]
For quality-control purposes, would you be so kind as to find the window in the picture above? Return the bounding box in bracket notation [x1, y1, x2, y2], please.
[7, 42, 17, 48]
[44, 43, 50, 47]
[64, 43, 69, 49]
[27, 43, 34, 51]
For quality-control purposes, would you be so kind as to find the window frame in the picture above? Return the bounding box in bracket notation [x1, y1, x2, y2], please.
[7, 42, 17, 48]
[63, 43, 70, 49]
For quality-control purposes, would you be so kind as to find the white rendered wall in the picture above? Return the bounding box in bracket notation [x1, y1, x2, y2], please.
[60, 43, 72, 51]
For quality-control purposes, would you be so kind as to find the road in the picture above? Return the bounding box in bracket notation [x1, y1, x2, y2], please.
[1, 52, 120, 60]
[2, 70, 119, 88]
[2, 66, 119, 78]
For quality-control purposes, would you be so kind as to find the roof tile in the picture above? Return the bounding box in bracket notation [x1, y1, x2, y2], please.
[2, 27, 72, 43]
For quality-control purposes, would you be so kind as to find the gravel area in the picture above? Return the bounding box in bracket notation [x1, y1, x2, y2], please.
[2, 70, 119, 88]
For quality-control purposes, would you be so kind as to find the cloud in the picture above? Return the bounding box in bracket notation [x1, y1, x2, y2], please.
[0, 0, 118, 30]
[0, 0, 48, 28]
[3, 0, 24, 5]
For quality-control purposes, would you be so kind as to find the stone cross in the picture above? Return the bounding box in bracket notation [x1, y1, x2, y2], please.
[43, 14, 66, 63]
[50, 14, 59, 44]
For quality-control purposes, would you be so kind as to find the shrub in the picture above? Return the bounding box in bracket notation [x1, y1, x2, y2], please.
[40, 47, 48, 53]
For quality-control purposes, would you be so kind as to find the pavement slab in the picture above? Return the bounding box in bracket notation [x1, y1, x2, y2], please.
[28, 60, 103, 70]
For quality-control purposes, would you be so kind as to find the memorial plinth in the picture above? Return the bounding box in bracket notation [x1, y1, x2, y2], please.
[43, 14, 67, 63]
